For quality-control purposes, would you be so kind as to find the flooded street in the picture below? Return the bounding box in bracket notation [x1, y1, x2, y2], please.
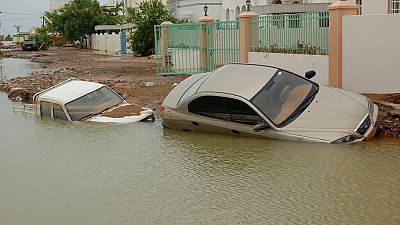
[0, 92, 400, 224]
[0, 58, 42, 79]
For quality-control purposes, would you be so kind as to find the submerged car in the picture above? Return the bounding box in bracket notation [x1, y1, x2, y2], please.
[32, 79, 154, 123]
[160, 64, 378, 143]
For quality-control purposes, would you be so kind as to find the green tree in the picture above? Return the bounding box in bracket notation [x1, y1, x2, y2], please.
[99, 3, 124, 25]
[4, 34, 12, 41]
[45, 0, 121, 48]
[127, 0, 175, 56]
[35, 27, 52, 45]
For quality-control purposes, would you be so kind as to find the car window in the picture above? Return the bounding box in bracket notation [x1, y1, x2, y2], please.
[225, 98, 265, 126]
[53, 104, 69, 121]
[40, 101, 51, 117]
[251, 70, 318, 127]
[65, 87, 123, 121]
[188, 96, 264, 126]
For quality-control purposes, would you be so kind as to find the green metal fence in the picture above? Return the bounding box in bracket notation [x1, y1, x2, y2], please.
[155, 23, 202, 76]
[250, 11, 329, 55]
[206, 21, 240, 71]
[155, 21, 240, 76]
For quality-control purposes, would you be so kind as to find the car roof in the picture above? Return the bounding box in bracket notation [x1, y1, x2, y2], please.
[37, 79, 105, 104]
[197, 64, 278, 100]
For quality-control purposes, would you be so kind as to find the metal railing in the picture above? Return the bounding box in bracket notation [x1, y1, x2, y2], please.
[252, 3, 330, 15]
[250, 11, 329, 55]
[155, 21, 240, 76]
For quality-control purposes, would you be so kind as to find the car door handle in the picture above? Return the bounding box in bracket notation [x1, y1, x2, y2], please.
[192, 121, 199, 126]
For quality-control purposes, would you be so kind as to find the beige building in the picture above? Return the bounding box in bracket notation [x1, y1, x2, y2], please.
[49, 0, 73, 11]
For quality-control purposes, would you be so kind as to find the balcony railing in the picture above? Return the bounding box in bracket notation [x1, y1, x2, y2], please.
[252, 3, 331, 15]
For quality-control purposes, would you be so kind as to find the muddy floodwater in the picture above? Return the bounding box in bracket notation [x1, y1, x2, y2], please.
[0, 58, 42, 79]
[0, 92, 400, 224]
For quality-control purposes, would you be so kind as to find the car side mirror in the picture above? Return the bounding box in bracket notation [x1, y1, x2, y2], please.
[253, 122, 269, 132]
[305, 70, 316, 79]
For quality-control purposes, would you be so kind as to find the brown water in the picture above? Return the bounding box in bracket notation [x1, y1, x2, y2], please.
[0, 58, 42, 79]
[0, 92, 399, 225]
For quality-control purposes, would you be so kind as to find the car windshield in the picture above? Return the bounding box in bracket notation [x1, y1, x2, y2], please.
[251, 70, 318, 127]
[24, 40, 35, 44]
[65, 86, 123, 121]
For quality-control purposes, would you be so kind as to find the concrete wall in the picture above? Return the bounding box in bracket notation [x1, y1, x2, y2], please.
[342, 14, 400, 93]
[50, 0, 72, 11]
[90, 33, 123, 55]
[362, 0, 388, 15]
[249, 52, 329, 85]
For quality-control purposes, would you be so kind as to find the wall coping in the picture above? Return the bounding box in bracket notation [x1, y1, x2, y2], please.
[239, 11, 258, 18]
[329, 1, 359, 10]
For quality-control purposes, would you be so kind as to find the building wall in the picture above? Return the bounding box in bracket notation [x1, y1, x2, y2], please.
[342, 14, 400, 93]
[249, 52, 329, 85]
[90, 33, 129, 55]
[362, 0, 388, 14]
[49, 0, 72, 11]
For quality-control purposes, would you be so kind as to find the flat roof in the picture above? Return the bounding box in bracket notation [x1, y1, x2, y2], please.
[38, 80, 104, 104]
[197, 64, 278, 100]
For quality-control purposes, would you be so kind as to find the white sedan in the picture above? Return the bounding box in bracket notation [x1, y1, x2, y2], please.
[160, 64, 378, 143]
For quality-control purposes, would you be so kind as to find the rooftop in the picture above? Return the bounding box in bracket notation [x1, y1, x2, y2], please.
[37, 80, 104, 104]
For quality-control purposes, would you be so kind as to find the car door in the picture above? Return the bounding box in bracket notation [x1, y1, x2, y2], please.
[52, 103, 70, 121]
[40, 101, 51, 117]
[225, 97, 276, 139]
[187, 95, 230, 135]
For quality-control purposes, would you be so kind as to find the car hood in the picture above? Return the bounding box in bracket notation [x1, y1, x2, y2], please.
[281, 85, 370, 141]
[86, 103, 153, 123]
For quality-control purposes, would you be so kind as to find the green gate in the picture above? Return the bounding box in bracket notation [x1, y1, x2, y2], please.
[155, 21, 240, 76]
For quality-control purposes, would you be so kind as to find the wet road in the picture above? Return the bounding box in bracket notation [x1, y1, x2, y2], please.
[0, 58, 41, 79]
[0, 92, 399, 225]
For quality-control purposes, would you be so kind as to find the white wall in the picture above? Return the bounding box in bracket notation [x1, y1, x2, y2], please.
[342, 14, 400, 93]
[249, 52, 329, 85]
[90, 33, 123, 55]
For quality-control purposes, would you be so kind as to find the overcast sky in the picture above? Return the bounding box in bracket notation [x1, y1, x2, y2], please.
[0, 0, 108, 36]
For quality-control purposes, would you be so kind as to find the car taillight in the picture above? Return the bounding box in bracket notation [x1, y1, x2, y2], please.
[160, 106, 165, 114]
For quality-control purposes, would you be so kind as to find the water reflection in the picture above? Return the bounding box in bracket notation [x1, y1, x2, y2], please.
[0, 58, 41, 78]
[0, 92, 400, 225]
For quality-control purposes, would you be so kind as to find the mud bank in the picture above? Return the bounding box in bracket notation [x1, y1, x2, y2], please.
[0, 48, 186, 109]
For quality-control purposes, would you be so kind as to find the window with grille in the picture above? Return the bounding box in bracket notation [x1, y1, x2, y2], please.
[390, 0, 400, 14]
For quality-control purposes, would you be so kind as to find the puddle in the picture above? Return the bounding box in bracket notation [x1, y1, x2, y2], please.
[0, 58, 42, 79]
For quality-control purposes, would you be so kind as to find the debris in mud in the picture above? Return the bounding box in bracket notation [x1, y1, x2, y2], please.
[371, 100, 400, 138]
[0, 48, 184, 110]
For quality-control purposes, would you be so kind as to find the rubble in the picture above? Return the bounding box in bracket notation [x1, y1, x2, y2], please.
[0, 48, 185, 109]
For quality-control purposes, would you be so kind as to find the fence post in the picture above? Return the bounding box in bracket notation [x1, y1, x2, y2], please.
[239, 11, 258, 63]
[199, 15, 214, 72]
[161, 21, 173, 69]
[328, 1, 358, 88]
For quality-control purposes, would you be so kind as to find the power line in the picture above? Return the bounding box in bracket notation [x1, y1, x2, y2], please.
[0, 11, 42, 16]
[1, 17, 40, 21]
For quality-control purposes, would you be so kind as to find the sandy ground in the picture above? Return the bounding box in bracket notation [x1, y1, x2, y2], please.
[0, 47, 399, 137]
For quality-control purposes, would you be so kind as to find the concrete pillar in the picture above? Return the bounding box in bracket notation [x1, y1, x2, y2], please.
[199, 15, 214, 71]
[161, 21, 173, 69]
[328, 1, 358, 88]
[239, 11, 258, 63]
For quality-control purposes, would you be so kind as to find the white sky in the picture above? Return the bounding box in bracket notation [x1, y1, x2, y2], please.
[0, 0, 108, 35]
